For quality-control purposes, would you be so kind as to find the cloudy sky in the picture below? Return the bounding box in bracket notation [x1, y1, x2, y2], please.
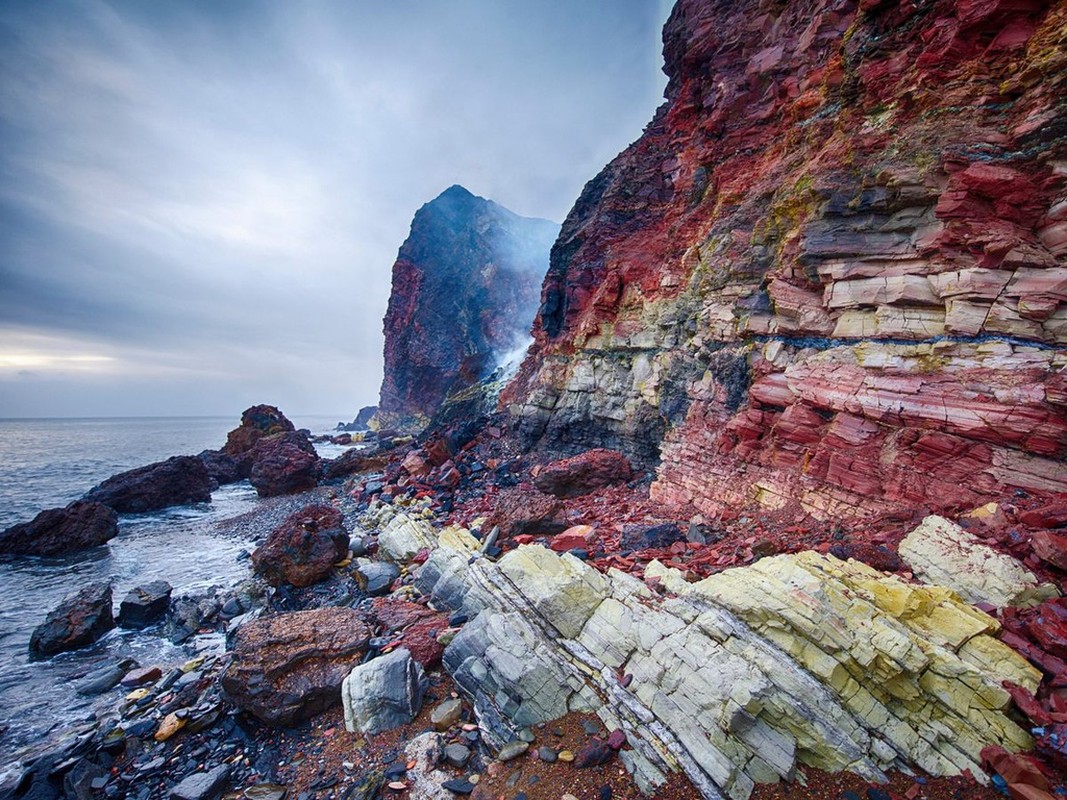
[0, 1, 671, 419]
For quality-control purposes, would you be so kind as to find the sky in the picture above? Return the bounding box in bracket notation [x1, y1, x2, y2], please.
[0, 0, 672, 419]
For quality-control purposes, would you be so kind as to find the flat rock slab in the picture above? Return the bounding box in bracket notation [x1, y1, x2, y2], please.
[169, 764, 230, 800]
[221, 607, 370, 727]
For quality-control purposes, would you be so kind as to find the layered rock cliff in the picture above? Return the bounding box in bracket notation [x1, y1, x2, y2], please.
[504, 0, 1067, 520]
[378, 185, 558, 431]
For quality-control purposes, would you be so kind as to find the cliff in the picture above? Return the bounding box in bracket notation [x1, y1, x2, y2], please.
[505, 0, 1067, 521]
[377, 185, 559, 431]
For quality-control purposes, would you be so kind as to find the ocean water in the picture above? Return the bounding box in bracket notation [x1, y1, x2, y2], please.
[0, 415, 348, 779]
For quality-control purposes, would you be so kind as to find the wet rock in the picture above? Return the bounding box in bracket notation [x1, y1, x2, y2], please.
[83, 456, 213, 513]
[251, 505, 348, 587]
[29, 582, 115, 660]
[341, 647, 428, 734]
[899, 515, 1059, 607]
[221, 607, 370, 727]
[118, 580, 173, 629]
[168, 764, 230, 800]
[531, 449, 634, 498]
[196, 449, 241, 485]
[0, 500, 118, 556]
[121, 666, 162, 687]
[620, 523, 684, 551]
[247, 432, 321, 498]
[75, 659, 135, 695]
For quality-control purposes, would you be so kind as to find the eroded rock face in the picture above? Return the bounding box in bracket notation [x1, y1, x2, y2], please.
[29, 582, 115, 660]
[222, 404, 296, 464]
[504, 0, 1067, 521]
[377, 185, 558, 431]
[378, 510, 1042, 798]
[251, 505, 349, 588]
[221, 608, 370, 727]
[83, 456, 214, 514]
[0, 500, 118, 556]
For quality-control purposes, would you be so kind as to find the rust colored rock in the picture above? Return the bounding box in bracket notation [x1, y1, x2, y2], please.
[373, 597, 435, 630]
[221, 607, 370, 727]
[1033, 530, 1067, 571]
[29, 582, 114, 660]
[487, 485, 567, 537]
[397, 614, 450, 667]
[532, 449, 634, 498]
[550, 526, 594, 553]
[251, 505, 348, 587]
[981, 745, 1051, 792]
[247, 431, 321, 497]
[1004, 681, 1054, 727]
[321, 448, 389, 481]
[574, 739, 615, 769]
[1023, 503, 1067, 530]
[222, 404, 296, 462]
[83, 455, 213, 514]
[0, 501, 118, 556]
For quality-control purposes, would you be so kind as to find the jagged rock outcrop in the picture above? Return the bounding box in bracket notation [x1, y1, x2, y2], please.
[504, 0, 1067, 520]
[370, 510, 1042, 799]
[377, 185, 558, 431]
[0, 500, 118, 555]
[83, 455, 214, 514]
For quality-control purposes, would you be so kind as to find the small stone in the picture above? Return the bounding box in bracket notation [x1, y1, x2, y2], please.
[387, 781, 407, 792]
[606, 729, 626, 749]
[517, 728, 535, 743]
[557, 750, 574, 763]
[536, 746, 557, 763]
[441, 778, 474, 795]
[430, 698, 463, 731]
[122, 666, 163, 687]
[562, 794, 579, 800]
[444, 743, 471, 768]
[598, 787, 612, 800]
[155, 712, 187, 742]
[496, 741, 529, 762]
[243, 786, 287, 800]
[580, 720, 600, 735]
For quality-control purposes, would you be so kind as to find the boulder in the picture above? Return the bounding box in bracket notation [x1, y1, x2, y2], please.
[221, 404, 296, 467]
[355, 560, 401, 596]
[83, 456, 213, 514]
[341, 647, 428, 734]
[251, 505, 348, 587]
[532, 449, 634, 498]
[118, 580, 173, 629]
[29, 582, 115, 660]
[0, 500, 118, 556]
[620, 523, 685, 551]
[222, 607, 371, 727]
[899, 515, 1059, 608]
[320, 448, 389, 481]
[487, 485, 567, 537]
[197, 449, 242, 485]
[247, 432, 321, 497]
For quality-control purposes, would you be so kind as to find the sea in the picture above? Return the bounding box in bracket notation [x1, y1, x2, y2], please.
[0, 415, 351, 782]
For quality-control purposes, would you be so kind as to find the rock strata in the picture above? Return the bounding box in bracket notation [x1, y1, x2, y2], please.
[377, 511, 1043, 798]
[0, 500, 118, 555]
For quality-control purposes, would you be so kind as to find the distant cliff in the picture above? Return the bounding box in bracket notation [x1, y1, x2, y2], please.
[377, 185, 559, 430]
[504, 0, 1067, 520]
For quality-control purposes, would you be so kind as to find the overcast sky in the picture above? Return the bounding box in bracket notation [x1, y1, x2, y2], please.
[0, 1, 671, 419]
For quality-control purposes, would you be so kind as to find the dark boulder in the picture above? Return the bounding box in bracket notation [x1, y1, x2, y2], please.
[829, 543, 903, 572]
[83, 456, 213, 514]
[221, 607, 370, 727]
[247, 431, 321, 497]
[197, 449, 242, 485]
[29, 582, 114, 660]
[251, 505, 349, 587]
[118, 580, 173, 629]
[0, 501, 118, 556]
[620, 523, 685, 551]
[532, 449, 634, 498]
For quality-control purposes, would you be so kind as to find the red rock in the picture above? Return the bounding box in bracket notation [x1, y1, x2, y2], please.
[121, 666, 162, 687]
[83, 455, 214, 514]
[373, 597, 435, 630]
[574, 739, 615, 769]
[532, 450, 634, 498]
[487, 485, 566, 537]
[222, 404, 296, 464]
[0, 501, 118, 556]
[550, 526, 594, 553]
[829, 543, 903, 572]
[606, 729, 626, 749]
[251, 505, 348, 588]
[1023, 504, 1067, 530]
[1004, 681, 1054, 727]
[981, 745, 1050, 791]
[1032, 530, 1067, 571]
[398, 614, 449, 667]
[247, 431, 321, 497]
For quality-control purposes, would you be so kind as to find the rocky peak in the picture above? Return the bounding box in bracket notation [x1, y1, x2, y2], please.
[377, 185, 559, 430]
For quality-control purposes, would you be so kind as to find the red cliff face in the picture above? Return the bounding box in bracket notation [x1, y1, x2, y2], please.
[505, 0, 1067, 520]
[378, 185, 559, 430]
